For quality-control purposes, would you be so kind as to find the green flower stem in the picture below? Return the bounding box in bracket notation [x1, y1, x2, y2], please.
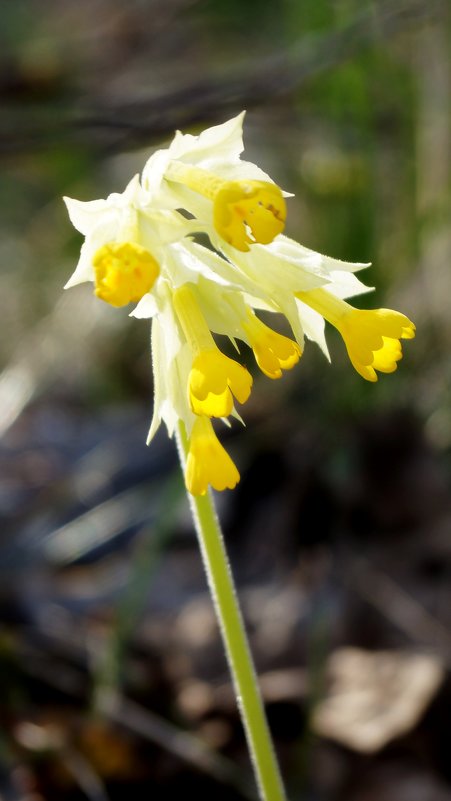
[176, 422, 287, 801]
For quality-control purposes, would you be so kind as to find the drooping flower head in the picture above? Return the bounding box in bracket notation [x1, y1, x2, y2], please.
[64, 113, 415, 496]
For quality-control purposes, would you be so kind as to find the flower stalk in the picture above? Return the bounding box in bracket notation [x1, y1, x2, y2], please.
[177, 420, 287, 801]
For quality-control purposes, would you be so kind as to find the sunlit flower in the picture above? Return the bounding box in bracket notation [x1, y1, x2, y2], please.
[64, 112, 415, 496]
[172, 283, 253, 417]
[186, 415, 240, 496]
[142, 112, 287, 251]
[93, 242, 159, 307]
[164, 164, 286, 251]
[296, 288, 416, 381]
[242, 309, 302, 379]
[63, 174, 196, 297]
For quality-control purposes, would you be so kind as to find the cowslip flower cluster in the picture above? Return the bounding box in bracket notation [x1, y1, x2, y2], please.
[64, 113, 415, 496]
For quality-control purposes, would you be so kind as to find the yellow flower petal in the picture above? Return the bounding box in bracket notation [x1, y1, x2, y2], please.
[297, 289, 415, 382]
[93, 242, 159, 307]
[165, 162, 286, 251]
[214, 180, 286, 251]
[340, 308, 415, 382]
[242, 312, 302, 378]
[189, 349, 253, 417]
[185, 416, 240, 495]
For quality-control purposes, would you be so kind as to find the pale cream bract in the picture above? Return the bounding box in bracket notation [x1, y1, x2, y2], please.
[64, 112, 415, 495]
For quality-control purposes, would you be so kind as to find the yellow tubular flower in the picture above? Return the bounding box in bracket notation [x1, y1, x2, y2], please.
[165, 163, 286, 251]
[213, 181, 286, 251]
[172, 284, 252, 416]
[189, 350, 253, 416]
[297, 289, 415, 382]
[93, 242, 159, 307]
[242, 309, 302, 379]
[185, 416, 240, 495]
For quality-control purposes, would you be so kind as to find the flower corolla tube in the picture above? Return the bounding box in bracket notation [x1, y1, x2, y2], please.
[64, 112, 415, 496]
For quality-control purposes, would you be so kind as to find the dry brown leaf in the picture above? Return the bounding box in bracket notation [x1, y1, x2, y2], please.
[313, 647, 444, 753]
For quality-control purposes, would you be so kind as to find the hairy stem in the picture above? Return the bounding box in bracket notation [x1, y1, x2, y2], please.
[176, 422, 287, 801]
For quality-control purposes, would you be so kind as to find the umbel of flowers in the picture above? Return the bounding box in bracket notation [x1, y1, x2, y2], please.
[64, 113, 415, 496]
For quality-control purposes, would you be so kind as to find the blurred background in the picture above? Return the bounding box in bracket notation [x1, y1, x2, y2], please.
[1, 0, 451, 799]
